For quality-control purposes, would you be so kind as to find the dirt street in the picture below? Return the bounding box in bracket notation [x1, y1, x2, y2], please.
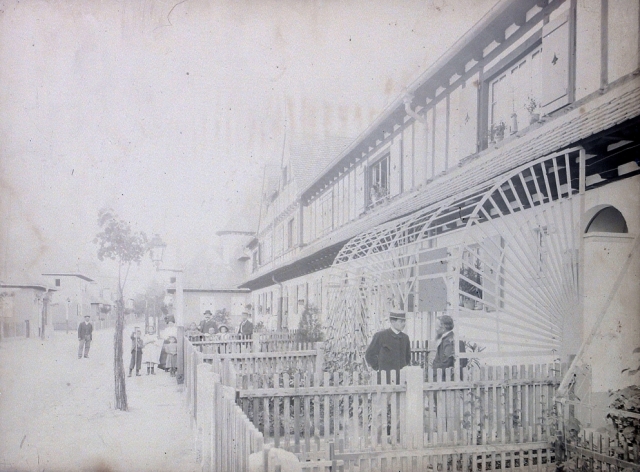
[0, 326, 199, 472]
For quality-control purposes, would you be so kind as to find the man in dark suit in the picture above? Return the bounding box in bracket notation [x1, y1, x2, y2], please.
[237, 311, 254, 338]
[198, 310, 218, 335]
[365, 310, 411, 383]
[77, 315, 93, 359]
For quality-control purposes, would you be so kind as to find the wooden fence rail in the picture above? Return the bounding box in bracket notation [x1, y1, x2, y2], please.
[195, 364, 265, 472]
[555, 400, 640, 471]
[207, 349, 322, 387]
[182, 336, 565, 471]
[190, 338, 318, 354]
[422, 363, 562, 449]
[233, 363, 562, 467]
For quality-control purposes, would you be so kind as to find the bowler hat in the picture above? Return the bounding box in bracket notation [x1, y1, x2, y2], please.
[204, 310, 212, 316]
[84, 315, 90, 318]
[389, 310, 406, 320]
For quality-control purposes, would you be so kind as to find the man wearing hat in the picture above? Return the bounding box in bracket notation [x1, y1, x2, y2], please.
[365, 310, 412, 383]
[77, 314, 93, 359]
[198, 310, 218, 335]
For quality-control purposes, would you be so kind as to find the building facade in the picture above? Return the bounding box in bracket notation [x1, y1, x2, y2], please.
[41, 273, 97, 330]
[240, 0, 640, 425]
[0, 283, 54, 339]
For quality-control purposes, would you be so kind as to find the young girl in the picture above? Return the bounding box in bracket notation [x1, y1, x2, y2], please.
[164, 336, 178, 377]
[142, 332, 163, 375]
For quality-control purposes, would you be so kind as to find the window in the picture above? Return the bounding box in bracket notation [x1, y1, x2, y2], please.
[368, 154, 389, 207]
[286, 218, 294, 249]
[586, 207, 628, 233]
[319, 191, 333, 235]
[55, 279, 61, 287]
[252, 250, 259, 272]
[488, 46, 542, 139]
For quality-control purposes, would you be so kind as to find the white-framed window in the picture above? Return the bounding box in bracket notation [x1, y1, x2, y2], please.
[488, 45, 542, 137]
[368, 154, 389, 206]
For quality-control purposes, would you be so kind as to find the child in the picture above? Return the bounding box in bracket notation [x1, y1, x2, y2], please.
[142, 331, 163, 375]
[129, 328, 144, 377]
[164, 336, 178, 377]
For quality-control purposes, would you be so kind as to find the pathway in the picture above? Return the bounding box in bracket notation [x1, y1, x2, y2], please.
[0, 325, 200, 472]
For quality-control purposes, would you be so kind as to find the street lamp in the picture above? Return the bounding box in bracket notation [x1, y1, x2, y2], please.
[148, 234, 185, 383]
[66, 297, 71, 334]
[149, 234, 167, 268]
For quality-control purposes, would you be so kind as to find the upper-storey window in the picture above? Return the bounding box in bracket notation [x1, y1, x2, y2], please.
[368, 154, 389, 207]
[489, 45, 542, 139]
[286, 218, 294, 249]
[55, 279, 61, 287]
[484, 10, 573, 148]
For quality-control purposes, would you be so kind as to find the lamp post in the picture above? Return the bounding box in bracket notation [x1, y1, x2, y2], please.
[149, 234, 185, 384]
[66, 297, 71, 334]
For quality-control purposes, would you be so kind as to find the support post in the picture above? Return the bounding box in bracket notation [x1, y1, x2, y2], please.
[401, 366, 424, 449]
[314, 342, 325, 379]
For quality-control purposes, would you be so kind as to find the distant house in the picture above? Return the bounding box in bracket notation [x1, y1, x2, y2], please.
[41, 273, 96, 330]
[0, 283, 54, 339]
[165, 231, 254, 330]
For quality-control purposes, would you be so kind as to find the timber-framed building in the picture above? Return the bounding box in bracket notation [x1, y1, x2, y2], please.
[240, 0, 640, 428]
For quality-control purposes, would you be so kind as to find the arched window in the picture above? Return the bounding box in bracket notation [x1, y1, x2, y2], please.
[585, 206, 628, 233]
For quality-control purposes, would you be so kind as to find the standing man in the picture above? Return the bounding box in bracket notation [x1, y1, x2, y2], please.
[77, 314, 93, 359]
[238, 311, 254, 338]
[432, 315, 466, 379]
[198, 310, 218, 335]
[365, 310, 411, 383]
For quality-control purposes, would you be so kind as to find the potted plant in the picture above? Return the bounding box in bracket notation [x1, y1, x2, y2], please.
[489, 121, 506, 143]
[525, 96, 540, 124]
[459, 260, 482, 309]
[495, 121, 506, 141]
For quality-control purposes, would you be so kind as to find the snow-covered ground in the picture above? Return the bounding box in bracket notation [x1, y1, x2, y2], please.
[0, 325, 200, 472]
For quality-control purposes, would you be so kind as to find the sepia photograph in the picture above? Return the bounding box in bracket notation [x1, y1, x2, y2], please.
[1, 0, 639, 470]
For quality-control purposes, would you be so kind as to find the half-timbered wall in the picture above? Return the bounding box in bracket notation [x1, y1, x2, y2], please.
[248, 0, 640, 348]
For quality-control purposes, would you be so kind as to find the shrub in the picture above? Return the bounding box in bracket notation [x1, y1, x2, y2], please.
[295, 305, 324, 343]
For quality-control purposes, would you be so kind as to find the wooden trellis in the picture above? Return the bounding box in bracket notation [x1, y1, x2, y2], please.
[324, 147, 584, 365]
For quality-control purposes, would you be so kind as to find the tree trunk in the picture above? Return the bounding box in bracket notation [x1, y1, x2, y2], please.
[114, 298, 128, 411]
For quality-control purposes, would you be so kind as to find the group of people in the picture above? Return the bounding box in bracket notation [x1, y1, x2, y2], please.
[185, 310, 254, 340]
[76, 314, 179, 377]
[128, 323, 178, 378]
[365, 310, 465, 382]
[79, 305, 462, 383]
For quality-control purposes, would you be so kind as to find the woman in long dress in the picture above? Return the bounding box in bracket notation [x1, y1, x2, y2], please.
[158, 318, 177, 371]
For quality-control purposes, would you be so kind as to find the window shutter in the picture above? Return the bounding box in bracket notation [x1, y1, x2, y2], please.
[541, 11, 571, 113]
[389, 136, 402, 197]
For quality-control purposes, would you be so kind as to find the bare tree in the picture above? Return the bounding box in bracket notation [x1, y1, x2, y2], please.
[94, 208, 148, 411]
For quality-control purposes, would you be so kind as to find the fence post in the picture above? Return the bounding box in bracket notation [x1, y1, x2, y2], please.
[314, 342, 325, 379]
[401, 366, 424, 449]
[196, 363, 214, 469]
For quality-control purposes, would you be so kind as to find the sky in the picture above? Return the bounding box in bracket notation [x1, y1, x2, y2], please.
[0, 0, 497, 294]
